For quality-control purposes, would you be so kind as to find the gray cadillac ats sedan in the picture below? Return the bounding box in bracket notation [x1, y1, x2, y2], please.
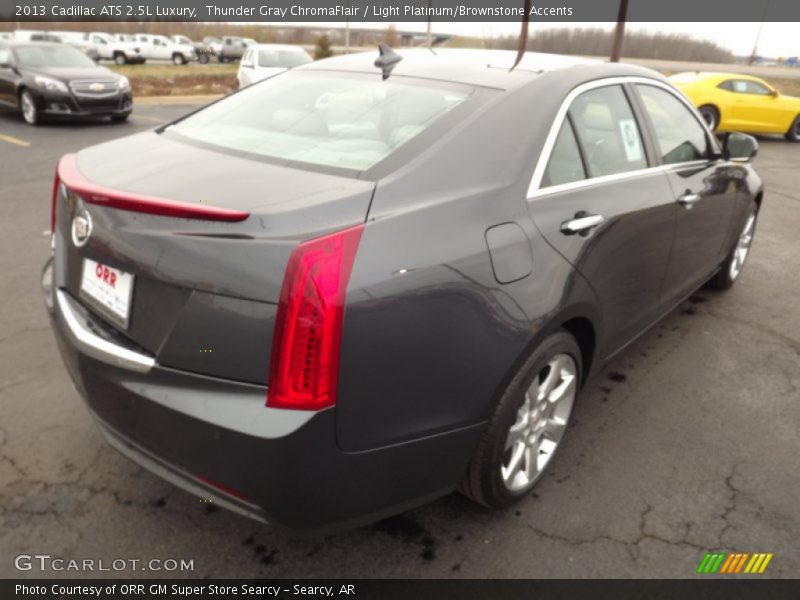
[42, 49, 763, 533]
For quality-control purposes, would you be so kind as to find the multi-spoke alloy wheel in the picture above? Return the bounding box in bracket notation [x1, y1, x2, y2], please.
[501, 353, 577, 492]
[460, 330, 582, 508]
[729, 213, 755, 282]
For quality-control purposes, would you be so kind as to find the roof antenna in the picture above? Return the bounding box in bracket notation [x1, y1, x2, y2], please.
[510, 0, 532, 72]
[374, 43, 403, 80]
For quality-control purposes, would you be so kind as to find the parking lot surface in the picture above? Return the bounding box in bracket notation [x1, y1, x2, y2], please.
[0, 101, 798, 578]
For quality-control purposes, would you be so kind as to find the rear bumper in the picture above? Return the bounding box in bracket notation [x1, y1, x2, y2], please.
[42, 259, 483, 534]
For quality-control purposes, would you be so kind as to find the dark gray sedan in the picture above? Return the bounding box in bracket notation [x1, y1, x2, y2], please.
[42, 49, 763, 534]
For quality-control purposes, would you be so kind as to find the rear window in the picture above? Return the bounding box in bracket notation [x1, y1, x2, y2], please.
[169, 71, 473, 171]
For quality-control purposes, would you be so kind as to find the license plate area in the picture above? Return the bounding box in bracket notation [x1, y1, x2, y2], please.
[79, 258, 135, 329]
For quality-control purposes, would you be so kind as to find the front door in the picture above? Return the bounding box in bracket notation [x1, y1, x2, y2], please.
[633, 83, 738, 305]
[526, 83, 677, 356]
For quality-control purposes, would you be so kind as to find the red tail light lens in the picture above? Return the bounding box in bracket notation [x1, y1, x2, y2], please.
[51, 168, 60, 234]
[267, 225, 364, 411]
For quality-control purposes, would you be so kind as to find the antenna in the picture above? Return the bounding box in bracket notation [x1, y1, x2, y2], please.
[374, 42, 403, 80]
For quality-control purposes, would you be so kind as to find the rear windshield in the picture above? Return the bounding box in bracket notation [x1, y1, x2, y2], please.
[169, 71, 473, 171]
[258, 49, 311, 68]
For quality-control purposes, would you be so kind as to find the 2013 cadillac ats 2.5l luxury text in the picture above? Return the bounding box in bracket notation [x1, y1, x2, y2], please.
[42, 48, 763, 534]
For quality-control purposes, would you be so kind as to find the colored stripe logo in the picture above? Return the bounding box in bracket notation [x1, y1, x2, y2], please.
[697, 552, 773, 574]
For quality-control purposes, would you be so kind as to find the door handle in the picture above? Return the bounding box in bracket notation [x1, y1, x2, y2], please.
[677, 193, 702, 207]
[560, 213, 605, 236]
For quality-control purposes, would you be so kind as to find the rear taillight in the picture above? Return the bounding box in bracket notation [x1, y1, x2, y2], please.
[267, 225, 364, 411]
[50, 168, 60, 234]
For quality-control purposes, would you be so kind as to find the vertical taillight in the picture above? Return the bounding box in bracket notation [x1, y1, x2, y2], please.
[267, 224, 364, 411]
[50, 167, 60, 234]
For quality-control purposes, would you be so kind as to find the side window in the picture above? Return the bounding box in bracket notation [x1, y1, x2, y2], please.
[568, 85, 647, 177]
[718, 80, 734, 91]
[542, 119, 586, 188]
[636, 84, 710, 165]
[0, 48, 10, 64]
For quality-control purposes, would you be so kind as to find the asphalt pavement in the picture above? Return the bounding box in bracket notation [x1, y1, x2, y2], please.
[0, 101, 798, 579]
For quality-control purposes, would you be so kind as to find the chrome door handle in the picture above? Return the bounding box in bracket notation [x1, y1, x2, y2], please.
[560, 213, 605, 236]
[677, 193, 702, 206]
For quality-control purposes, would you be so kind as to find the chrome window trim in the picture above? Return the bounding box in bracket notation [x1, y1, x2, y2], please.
[527, 76, 721, 199]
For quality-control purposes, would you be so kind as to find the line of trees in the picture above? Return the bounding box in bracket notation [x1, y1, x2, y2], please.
[449, 28, 734, 63]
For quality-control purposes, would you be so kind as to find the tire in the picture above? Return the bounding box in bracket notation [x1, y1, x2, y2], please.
[19, 89, 39, 126]
[785, 115, 800, 142]
[198, 54, 209, 64]
[698, 105, 720, 131]
[172, 53, 186, 66]
[460, 330, 582, 508]
[113, 53, 127, 66]
[707, 201, 758, 290]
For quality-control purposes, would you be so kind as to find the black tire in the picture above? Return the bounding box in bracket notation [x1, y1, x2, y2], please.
[707, 201, 758, 290]
[785, 115, 800, 142]
[113, 53, 127, 66]
[198, 54, 210, 64]
[460, 330, 582, 509]
[172, 53, 186, 66]
[698, 104, 720, 131]
[19, 89, 39, 126]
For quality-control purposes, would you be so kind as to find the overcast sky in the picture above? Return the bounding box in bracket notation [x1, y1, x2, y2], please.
[297, 22, 798, 58]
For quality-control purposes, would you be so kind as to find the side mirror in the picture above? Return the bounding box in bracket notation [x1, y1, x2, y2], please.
[770, 89, 779, 97]
[723, 132, 758, 163]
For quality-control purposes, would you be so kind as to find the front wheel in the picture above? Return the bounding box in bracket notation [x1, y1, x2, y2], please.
[708, 202, 757, 290]
[698, 105, 720, 131]
[460, 330, 582, 508]
[172, 53, 187, 66]
[20, 89, 39, 126]
[198, 54, 210, 64]
[785, 115, 800, 142]
[113, 53, 127, 66]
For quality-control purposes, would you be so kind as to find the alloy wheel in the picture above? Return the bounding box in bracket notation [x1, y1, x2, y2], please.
[729, 214, 755, 281]
[501, 353, 577, 492]
[20, 92, 36, 124]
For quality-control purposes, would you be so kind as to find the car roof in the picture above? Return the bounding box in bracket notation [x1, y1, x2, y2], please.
[671, 71, 767, 84]
[251, 44, 307, 52]
[299, 48, 601, 90]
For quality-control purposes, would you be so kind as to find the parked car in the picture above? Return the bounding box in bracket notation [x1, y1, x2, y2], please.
[83, 32, 144, 65]
[0, 42, 132, 125]
[672, 71, 800, 141]
[218, 36, 256, 63]
[237, 44, 312, 88]
[42, 49, 762, 534]
[171, 34, 213, 64]
[134, 34, 195, 65]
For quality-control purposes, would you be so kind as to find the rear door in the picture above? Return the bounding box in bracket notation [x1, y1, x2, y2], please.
[633, 83, 737, 305]
[526, 81, 677, 356]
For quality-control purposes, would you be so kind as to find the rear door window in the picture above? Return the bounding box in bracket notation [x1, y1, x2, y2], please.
[568, 85, 647, 178]
[542, 119, 586, 188]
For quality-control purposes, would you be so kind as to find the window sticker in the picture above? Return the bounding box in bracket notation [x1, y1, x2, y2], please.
[619, 119, 643, 163]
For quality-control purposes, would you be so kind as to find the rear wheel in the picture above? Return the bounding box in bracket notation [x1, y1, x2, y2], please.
[785, 115, 800, 142]
[198, 53, 209, 64]
[708, 202, 757, 290]
[698, 105, 720, 131]
[460, 331, 581, 508]
[19, 89, 39, 126]
[172, 53, 186, 66]
[113, 52, 127, 66]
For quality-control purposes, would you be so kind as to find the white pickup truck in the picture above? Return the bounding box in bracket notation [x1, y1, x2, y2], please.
[133, 34, 196, 65]
[86, 32, 145, 65]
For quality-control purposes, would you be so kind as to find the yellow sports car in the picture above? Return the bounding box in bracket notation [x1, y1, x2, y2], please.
[670, 72, 800, 141]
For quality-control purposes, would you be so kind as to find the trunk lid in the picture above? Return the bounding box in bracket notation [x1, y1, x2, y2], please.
[55, 132, 374, 385]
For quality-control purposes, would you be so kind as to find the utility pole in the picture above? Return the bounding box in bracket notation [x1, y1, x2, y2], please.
[345, 20, 350, 54]
[749, 0, 771, 65]
[610, 0, 629, 62]
[426, 0, 432, 48]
